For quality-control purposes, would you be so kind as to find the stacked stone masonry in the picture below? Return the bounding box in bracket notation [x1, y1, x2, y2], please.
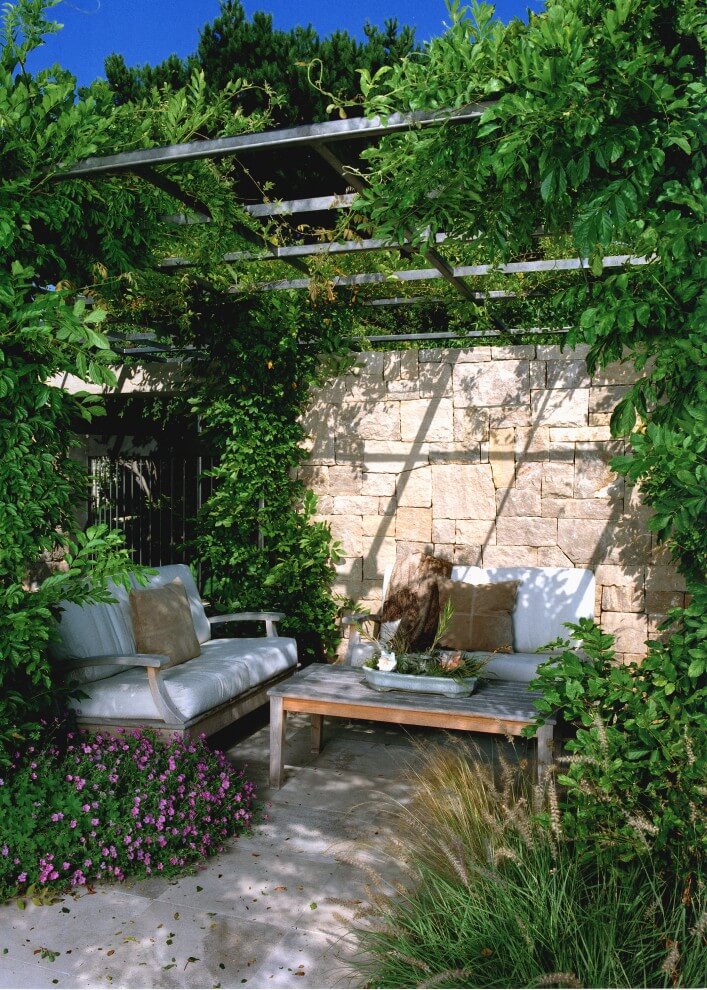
[300, 345, 686, 663]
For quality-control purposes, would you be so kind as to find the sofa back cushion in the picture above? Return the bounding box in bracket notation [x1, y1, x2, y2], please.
[51, 579, 135, 683]
[381, 564, 595, 653]
[132, 564, 211, 645]
[129, 578, 201, 668]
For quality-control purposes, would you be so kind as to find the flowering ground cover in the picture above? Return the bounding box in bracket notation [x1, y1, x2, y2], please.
[0, 727, 257, 902]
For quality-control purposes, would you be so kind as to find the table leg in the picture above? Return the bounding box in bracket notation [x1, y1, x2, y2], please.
[311, 714, 324, 754]
[536, 723, 554, 783]
[269, 697, 287, 789]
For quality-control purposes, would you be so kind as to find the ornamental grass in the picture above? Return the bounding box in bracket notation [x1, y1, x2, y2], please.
[354, 745, 705, 989]
[0, 726, 257, 902]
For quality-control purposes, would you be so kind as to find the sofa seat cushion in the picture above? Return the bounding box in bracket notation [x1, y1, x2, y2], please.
[467, 651, 554, 684]
[69, 636, 297, 723]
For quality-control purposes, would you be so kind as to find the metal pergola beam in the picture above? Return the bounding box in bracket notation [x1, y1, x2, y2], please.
[245, 193, 358, 217]
[57, 105, 493, 179]
[242, 254, 652, 292]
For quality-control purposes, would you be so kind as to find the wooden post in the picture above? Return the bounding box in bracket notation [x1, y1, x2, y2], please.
[310, 714, 324, 754]
[269, 697, 287, 788]
[535, 723, 554, 782]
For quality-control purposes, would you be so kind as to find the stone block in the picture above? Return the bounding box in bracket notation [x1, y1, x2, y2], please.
[537, 343, 590, 361]
[453, 407, 490, 443]
[340, 401, 401, 440]
[453, 545, 484, 566]
[590, 359, 641, 386]
[542, 497, 621, 519]
[359, 441, 429, 473]
[300, 436, 336, 465]
[396, 466, 432, 507]
[496, 488, 541, 517]
[433, 543, 455, 562]
[362, 538, 398, 580]
[595, 563, 645, 587]
[429, 443, 481, 464]
[602, 585, 644, 612]
[453, 360, 530, 408]
[298, 464, 330, 489]
[489, 407, 533, 427]
[537, 546, 574, 567]
[455, 519, 497, 545]
[357, 352, 385, 378]
[454, 347, 492, 362]
[550, 427, 612, 442]
[589, 412, 612, 426]
[546, 361, 591, 388]
[419, 364, 452, 398]
[338, 377, 388, 402]
[361, 472, 397, 496]
[531, 388, 589, 426]
[331, 495, 380, 516]
[432, 518, 456, 543]
[645, 588, 685, 614]
[645, 565, 686, 594]
[431, 464, 496, 519]
[601, 611, 648, 655]
[399, 351, 419, 380]
[529, 361, 546, 389]
[491, 345, 536, 360]
[383, 353, 401, 380]
[314, 494, 334, 514]
[557, 518, 613, 564]
[362, 514, 395, 537]
[542, 462, 574, 497]
[515, 426, 550, 461]
[400, 398, 453, 442]
[387, 379, 420, 397]
[490, 428, 516, 489]
[515, 462, 543, 491]
[395, 506, 432, 542]
[483, 545, 539, 567]
[378, 496, 397, 515]
[574, 442, 624, 499]
[589, 385, 629, 413]
[334, 556, 363, 583]
[327, 465, 363, 495]
[329, 516, 363, 556]
[497, 516, 557, 546]
[420, 348, 458, 364]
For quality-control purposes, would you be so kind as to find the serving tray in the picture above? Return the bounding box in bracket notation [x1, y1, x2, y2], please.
[362, 667, 478, 697]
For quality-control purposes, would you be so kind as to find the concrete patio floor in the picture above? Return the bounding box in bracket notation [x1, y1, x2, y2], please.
[0, 706, 530, 990]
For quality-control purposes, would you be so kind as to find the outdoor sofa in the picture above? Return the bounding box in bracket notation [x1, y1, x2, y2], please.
[344, 565, 596, 682]
[52, 564, 298, 738]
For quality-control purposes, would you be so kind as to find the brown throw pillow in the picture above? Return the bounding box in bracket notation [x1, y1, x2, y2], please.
[129, 578, 201, 668]
[380, 552, 453, 651]
[438, 580, 520, 653]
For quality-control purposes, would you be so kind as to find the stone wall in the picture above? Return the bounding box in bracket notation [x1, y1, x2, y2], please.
[299, 344, 686, 662]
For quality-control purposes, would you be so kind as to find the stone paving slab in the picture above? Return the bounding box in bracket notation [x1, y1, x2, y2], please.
[0, 707, 513, 989]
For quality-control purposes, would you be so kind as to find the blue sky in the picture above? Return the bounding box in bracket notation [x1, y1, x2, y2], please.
[25, 1, 545, 87]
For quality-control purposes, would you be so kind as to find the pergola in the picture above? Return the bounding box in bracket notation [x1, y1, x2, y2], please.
[58, 107, 648, 352]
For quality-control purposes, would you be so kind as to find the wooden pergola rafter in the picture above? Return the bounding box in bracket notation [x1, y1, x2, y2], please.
[57, 106, 652, 351]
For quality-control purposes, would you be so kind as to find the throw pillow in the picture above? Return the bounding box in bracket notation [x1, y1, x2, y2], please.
[380, 552, 453, 651]
[438, 580, 520, 653]
[129, 578, 201, 668]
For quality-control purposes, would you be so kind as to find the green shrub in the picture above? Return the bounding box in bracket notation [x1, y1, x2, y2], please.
[528, 612, 706, 863]
[0, 725, 257, 902]
[356, 746, 705, 989]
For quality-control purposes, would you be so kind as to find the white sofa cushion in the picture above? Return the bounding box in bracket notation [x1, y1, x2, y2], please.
[70, 636, 298, 723]
[52, 580, 135, 684]
[132, 564, 211, 645]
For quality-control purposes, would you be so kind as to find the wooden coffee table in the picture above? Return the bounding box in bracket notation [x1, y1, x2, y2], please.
[267, 664, 554, 787]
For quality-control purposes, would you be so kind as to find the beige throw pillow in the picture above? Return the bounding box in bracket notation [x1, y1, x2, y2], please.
[439, 580, 520, 653]
[129, 578, 201, 668]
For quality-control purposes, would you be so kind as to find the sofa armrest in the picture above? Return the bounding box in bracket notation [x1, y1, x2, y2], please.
[67, 653, 168, 670]
[341, 612, 377, 626]
[209, 611, 285, 637]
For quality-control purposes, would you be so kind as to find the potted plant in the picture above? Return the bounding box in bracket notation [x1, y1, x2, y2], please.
[361, 602, 488, 697]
